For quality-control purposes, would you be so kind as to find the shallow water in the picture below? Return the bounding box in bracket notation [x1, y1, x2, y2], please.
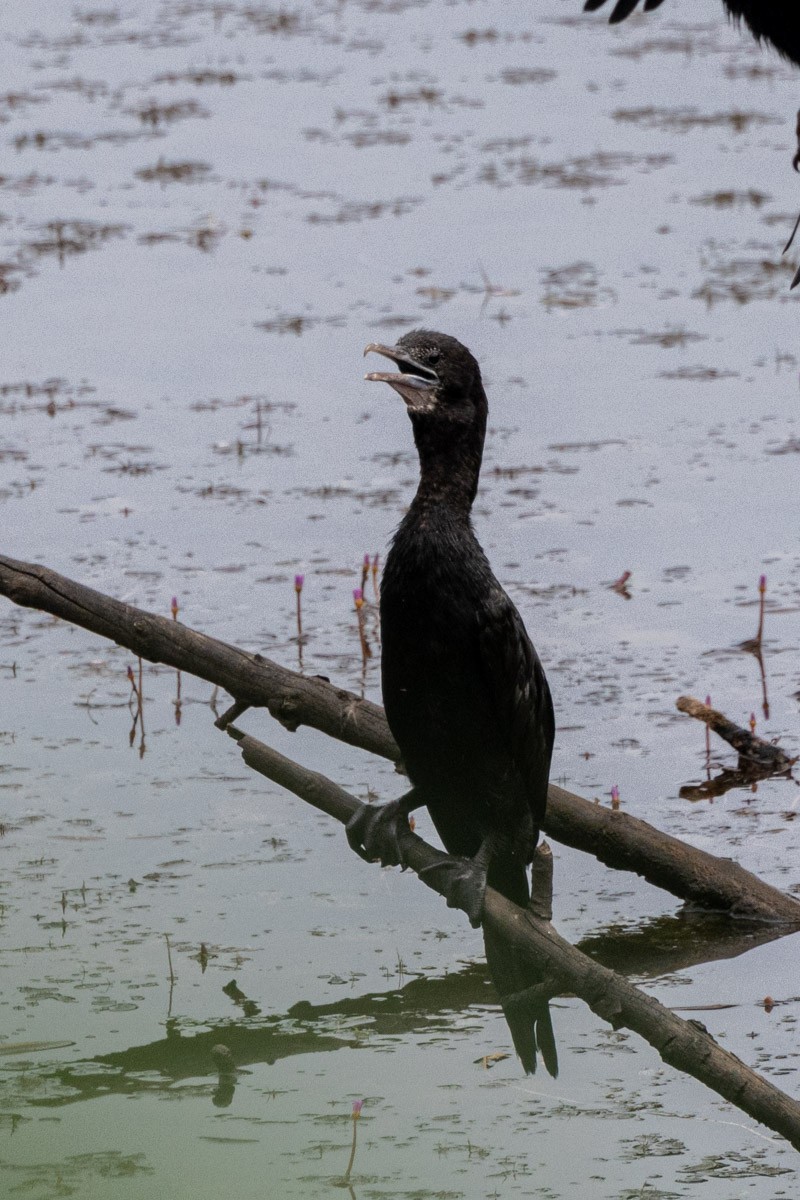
[1, 0, 800, 1195]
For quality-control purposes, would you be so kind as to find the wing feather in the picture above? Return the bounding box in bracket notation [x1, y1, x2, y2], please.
[476, 588, 554, 831]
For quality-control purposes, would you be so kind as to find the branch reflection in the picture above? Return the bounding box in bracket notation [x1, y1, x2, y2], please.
[21, 910, 796, 1109]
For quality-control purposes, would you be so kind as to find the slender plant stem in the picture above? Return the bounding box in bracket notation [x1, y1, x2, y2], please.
[343, 1116, 358, 1181]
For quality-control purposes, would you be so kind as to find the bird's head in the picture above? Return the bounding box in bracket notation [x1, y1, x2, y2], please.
[363, 330, 486, 429]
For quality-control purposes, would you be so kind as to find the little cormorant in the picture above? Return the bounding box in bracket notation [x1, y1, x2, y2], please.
[346, 330, 556, 1072]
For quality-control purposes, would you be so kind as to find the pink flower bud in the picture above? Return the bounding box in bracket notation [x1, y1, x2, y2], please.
[352, 1099, 363, 1118]
[294, 574, 304, 593]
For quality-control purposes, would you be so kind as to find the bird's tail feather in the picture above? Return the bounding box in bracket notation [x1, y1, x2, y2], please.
[483, 861, 558, 1077]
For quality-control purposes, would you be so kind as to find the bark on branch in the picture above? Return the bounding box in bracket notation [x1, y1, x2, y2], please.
[227, 725, 800, 1152]
[2, 553, 800, 923]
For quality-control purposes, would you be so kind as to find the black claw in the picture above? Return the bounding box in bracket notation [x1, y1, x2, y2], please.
[345, 801, 409, 867]
[418, 857, 487, 927]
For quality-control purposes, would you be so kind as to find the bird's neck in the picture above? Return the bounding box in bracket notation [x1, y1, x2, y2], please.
[409, 416, 484, 521]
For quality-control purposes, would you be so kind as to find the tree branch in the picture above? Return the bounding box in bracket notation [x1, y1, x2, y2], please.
[2, 552, 800, 922]
[0, 553, 392, 759]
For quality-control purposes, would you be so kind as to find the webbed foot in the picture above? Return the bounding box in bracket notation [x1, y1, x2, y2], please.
[418, 856, 487, 928]
[346, 799, 413, 867]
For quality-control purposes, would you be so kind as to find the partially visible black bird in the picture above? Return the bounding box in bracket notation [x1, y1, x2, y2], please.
[585, 0, 800, 67]
[586, 2, 800, 285]
[346, 330, 557, 1073]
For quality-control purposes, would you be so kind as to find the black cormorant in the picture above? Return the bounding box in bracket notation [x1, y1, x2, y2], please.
[346, 330, 557, 1072]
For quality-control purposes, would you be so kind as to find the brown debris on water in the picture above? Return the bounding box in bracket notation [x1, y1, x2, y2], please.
[613, 106, 781, 134]
[135, 158, 213, 184]
[693, 244, 797, 305]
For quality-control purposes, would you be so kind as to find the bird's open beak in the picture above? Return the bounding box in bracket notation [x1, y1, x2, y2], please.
[363, 343, 439, 410]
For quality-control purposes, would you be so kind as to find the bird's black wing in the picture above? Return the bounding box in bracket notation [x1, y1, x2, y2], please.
[476, 587, 555, 831]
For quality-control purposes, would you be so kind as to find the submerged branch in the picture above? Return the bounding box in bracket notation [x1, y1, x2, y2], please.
[227, 725, 800, 1152]
[2, 553, 800, 923]
[677, 694, 795, 772]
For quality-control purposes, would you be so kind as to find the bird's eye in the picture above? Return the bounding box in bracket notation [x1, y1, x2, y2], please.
[427, 350, 440, 365]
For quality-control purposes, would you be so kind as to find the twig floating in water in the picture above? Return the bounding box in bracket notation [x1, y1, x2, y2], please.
[676, 694, 794, 773]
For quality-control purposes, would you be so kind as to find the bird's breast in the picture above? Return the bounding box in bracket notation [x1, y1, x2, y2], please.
[379, 551, 497, 791]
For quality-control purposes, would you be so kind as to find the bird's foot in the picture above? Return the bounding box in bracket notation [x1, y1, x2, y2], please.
[418, 856, 487, 928]
[346, 800, 413, 868]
